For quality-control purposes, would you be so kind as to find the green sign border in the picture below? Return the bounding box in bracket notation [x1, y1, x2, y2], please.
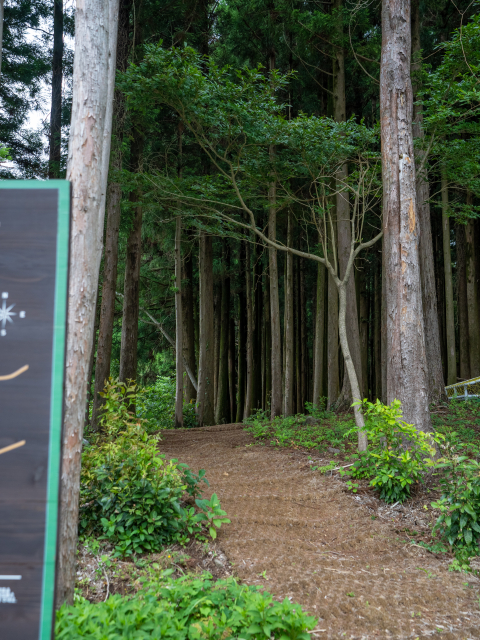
[0, 180, 70, 640]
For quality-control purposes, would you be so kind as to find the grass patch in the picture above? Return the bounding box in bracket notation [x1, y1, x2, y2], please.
[243, 408, 356, 454]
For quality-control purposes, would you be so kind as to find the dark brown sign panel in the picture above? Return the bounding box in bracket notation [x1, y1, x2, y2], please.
[0, 181, 70, 640]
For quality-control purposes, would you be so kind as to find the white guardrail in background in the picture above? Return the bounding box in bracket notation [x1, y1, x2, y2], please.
[445, 376, 480, 400]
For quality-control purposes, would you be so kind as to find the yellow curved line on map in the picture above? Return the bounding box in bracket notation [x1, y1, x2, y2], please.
[0, 440, 26, 456]
[0, 364, 29, 381]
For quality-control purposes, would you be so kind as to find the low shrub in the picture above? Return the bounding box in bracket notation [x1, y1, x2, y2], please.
[430, 438, 480, 564]
[80, 380, 228, 556]
[56, 572, 317, 640]
[343, 399, 440, 503]
[138, 376, 198, 430]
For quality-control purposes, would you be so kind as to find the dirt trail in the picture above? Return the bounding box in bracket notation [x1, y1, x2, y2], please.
[161, 423, 480, 639]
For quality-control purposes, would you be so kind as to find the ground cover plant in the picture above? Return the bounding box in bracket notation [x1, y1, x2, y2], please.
[243, 403, 356, 454]
[58, 572, 317, 640]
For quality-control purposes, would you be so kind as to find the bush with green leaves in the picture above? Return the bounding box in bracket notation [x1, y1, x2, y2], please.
[80, 380, 228, 556]
[343, 399, 440, 504]
[56, 572, 317, 640]
[430, 439, 480, 563]
[138, 376, 198, 430]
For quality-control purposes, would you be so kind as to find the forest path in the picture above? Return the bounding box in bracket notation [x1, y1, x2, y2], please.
[160, 423, 480, 639]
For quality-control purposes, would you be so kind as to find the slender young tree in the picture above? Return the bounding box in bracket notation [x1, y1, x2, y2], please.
[215, 241, 231, 423]
[56, 0, 119, 607]
[48, 0, 63, 179]
[380, 0, 431, 431]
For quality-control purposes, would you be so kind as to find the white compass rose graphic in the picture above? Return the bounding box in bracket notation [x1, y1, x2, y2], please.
[0, 292, 26, 337]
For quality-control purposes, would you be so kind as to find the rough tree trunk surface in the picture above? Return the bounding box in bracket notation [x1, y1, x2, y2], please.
[441, 177, 456, 386]
[269, 203, 282, 418]
[182, 248, 197, 403]
[284, 211, 294, 416]
[456, 225, 470, 380]
[56, 0, 119, 607]
[197, 233, 215, 426]
[411, 0, 446, 404]
[466, 218, 480, 377]
[175, 216, 183, 428]
[380, 0, 431, 432]
[313, 261, 326, 406]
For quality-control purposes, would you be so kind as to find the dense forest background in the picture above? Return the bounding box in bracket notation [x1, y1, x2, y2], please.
[2, 0, 480, 430]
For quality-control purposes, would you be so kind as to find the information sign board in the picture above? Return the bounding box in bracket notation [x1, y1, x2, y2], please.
[0, 181, 70, 640]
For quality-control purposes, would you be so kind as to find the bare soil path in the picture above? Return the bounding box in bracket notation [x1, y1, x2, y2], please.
[160, 423, 480, 639]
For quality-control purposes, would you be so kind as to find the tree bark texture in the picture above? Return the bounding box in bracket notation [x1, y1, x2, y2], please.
[245, 238, 254, 417]
[48, 0, 64, 179]
[359, 266, 369, 397]
[56, 0, 119, 607]
[119, 130, 144, 383]
[380, 0, 431, 432]
[174, 216, 183, 428]
[229, 316, 236, 421]
[313, 260, 326, 407]
[236, 242, 247, 420]
[268, 195, 282, 417]
[284, 211, 294, 416]
[182, 245, 197, 403]
[466, 217, 480, 377]
[374, 257, 382, 399]
[197, 232, 215, 425]
[411, 0, 446, 403]
[215, 243, 231, 424]
[327, 270, 340, 408]
[456, 224, 470, 380]
[441, 175, 456, 386]
[91, 0, 132, 429]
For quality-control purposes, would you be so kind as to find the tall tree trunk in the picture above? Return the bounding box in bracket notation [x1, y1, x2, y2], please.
[327, 271, 340, 408]
[214, 285, 220, 410]
[215, 243, 231, 424]
[245, 238, 254, 417]
[374, 256, 382, 400]
[295, 260, 301, 412]
[268, 182, 282, 417]
[381, 244, 387, 402]
[56, 0, 119, 607]
[441, 173, 456, 386]
[229, 316, 236, 421]
[411, 0, 446, 403]
[48, 0, 64, 179]
[119, 130, 144, 383]
[300, 254, 307, 410]
[254, 248, 263, 410]
[380, 0, 431, 431]
[466, 215, 480, 377]
[264, 274, 272, 409]
[433, 213, 447, 379]
[236, 242, 247, 420]
[456, 224, 470, 380]
[182, 244, 197, 403]
[284, 210, 295, 415]
[197, 232, 215, 425]
[91, 0, 131, 429]
[313, 260, 326, 407]
[174, 216, 183, 428]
